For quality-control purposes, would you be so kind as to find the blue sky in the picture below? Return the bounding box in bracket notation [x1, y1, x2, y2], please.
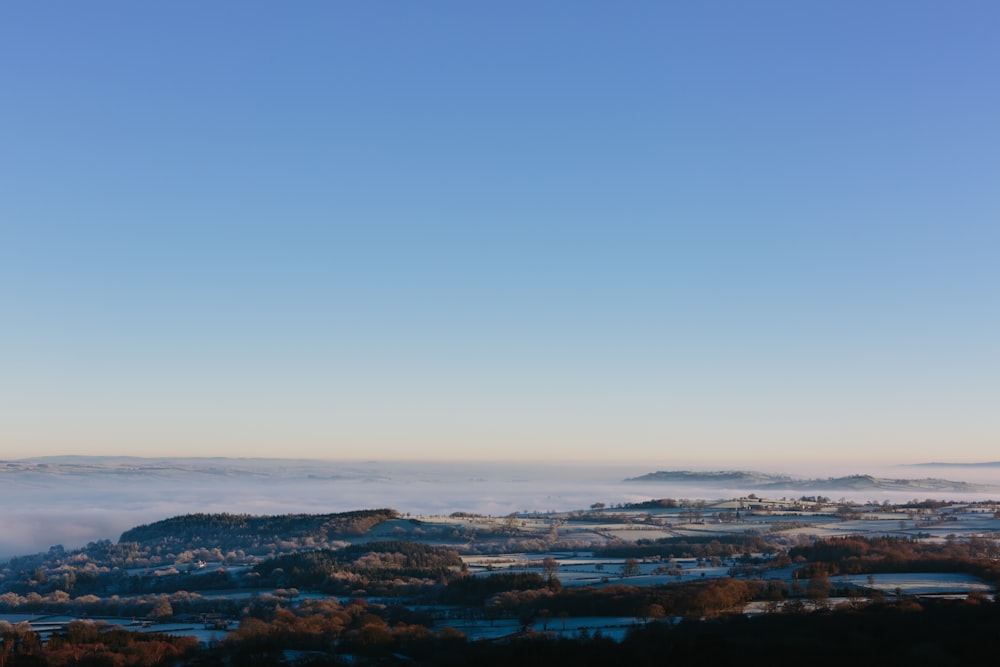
[2, 1, 998, 465]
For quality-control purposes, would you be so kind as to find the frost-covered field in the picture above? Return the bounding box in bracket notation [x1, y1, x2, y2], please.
[837, 573, 993, 595]
[465, 552, 735, 587]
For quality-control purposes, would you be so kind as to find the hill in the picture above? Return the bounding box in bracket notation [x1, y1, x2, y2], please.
[625, 470, 999, 493]
[119, 509, 400, 554]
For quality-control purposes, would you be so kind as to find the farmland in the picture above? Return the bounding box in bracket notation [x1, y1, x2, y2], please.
[2, 494, 1000, 664]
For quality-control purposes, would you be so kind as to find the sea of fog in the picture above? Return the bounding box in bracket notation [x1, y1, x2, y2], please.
[2, 457, 999, 562]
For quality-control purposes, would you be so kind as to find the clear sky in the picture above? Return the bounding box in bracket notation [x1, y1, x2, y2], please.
[2, 1, 998, 465]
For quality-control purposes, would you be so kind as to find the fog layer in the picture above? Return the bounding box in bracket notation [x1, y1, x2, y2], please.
[3, 458, 997, 561]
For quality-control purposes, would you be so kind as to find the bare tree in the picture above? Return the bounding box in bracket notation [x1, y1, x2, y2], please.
[621, 558, 640, 578]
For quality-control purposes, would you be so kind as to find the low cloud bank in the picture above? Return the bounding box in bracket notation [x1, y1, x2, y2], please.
[3, 458, 996, 562]
[0, 459, 643, 560]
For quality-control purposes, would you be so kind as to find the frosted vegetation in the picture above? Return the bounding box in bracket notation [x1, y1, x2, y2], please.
[3, 458, 1000, 664]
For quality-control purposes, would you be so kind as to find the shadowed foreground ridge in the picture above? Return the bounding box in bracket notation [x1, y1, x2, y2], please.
[4, 598, 997, 666]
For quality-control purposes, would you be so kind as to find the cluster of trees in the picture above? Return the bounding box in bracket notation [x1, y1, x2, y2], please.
[222, 596, 466, 661]
[622, 498, 681, 510]
[0, 620, 198, 667]
[0, 588, 239, 620]
[443, 572, 555, 605]
[1, 561, 239, 600]
[252, 541, 463, 595]
[480, 578, 759, 620]
[596, 534, 773, 560]
[790, 535, 1000, 585]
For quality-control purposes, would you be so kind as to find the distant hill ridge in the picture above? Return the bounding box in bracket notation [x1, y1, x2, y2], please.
[907, 461, 1000, 467]
[625, 470, 999, 492]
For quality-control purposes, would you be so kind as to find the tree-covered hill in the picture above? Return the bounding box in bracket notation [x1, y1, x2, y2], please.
[119, 509, 399, 553]
[252, 541, 463, 594]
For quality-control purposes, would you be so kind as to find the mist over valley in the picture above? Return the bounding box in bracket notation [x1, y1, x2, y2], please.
[4, 457, 998, 562]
